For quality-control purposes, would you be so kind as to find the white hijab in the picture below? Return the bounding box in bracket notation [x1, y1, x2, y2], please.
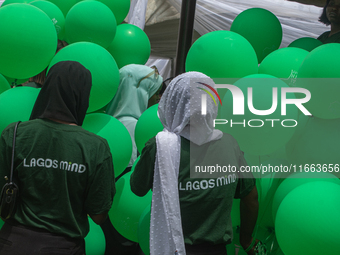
[150, 72, 223, 255]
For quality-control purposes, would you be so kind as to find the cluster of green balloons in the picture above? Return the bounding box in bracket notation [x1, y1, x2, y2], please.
[0, 0, 149, 112]
[219, 74, 298, 156]
[109, 171, 152, 242]
[295, 43, 340, 119]
[275, 180, 340, 255]
[185, 21, 340, 254]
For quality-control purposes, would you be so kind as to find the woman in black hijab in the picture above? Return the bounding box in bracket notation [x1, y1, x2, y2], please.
[0, 61, 115, 255]
[30, 60, 91, 125]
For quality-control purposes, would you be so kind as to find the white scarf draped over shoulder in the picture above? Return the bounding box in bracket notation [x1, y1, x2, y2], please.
[150, 72, 223, 255]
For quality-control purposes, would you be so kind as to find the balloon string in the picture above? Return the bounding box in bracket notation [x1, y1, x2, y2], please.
[256, 155, 277, 241]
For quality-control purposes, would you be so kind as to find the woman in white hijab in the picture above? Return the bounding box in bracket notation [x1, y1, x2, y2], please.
[131, 72, 261, 255]
[106, 64, 163, 170]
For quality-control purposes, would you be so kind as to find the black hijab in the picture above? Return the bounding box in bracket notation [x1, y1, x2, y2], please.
[30, 61, 92, 126]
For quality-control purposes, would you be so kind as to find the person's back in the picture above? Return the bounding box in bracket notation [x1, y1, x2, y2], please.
[130, 72, 260, 255]
[131, 134, 255, 247]
[0, 61, 115, 255]
[1, 119, 114, 239]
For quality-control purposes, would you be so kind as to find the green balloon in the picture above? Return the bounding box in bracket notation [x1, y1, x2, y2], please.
[46, 0, 79, 17]
[135, 104, 163, 154]
[65, 1, 116, 48]
[288, 37, 323, 52]
[107, 24, 151, 69]
[185, 30, 258, 79]
[48, 42, 120, 113]
[0, 86, 40, 133]
[96, 0, 130, 25]
[1, 0, 31, 6]
[295, 43, 340, 119]
[109, 171, 152, 242]
[230, 8, 282, 63]
[137, 204, 151, 255]
[0, 3, 57, 79]
[275, 181, 340, 255]
[0, 74, 11, 95]
[85, 217, 106, 255]
[286, 115, 340, 176]
[82, 113, 132, 177]
[219, 74, 298, 156]
[272, 172, 340, 223]
[258, 47, 308, 86]
[30, 0, 65, 40]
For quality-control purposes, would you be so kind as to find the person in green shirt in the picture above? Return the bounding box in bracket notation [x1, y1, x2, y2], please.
[0, 61, 115, 254]
[130, 72, 264, 255]
[318, 0, 340, 43]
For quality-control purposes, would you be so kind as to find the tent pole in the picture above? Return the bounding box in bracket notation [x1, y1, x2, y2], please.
[174, 0, 197, 76]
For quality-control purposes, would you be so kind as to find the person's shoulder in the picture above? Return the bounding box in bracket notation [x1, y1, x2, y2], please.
[318, 31, 330, 38]
[215, 133, 243, 152]
[317, 31, 340, 43]
[317, 31, 330, 43]
[1, 122, 17, 136]
[1, 120, 33, 136]
[330, 31, 340, 42]
[220, 132, 238, 144]
[145, 136, 156, 146]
